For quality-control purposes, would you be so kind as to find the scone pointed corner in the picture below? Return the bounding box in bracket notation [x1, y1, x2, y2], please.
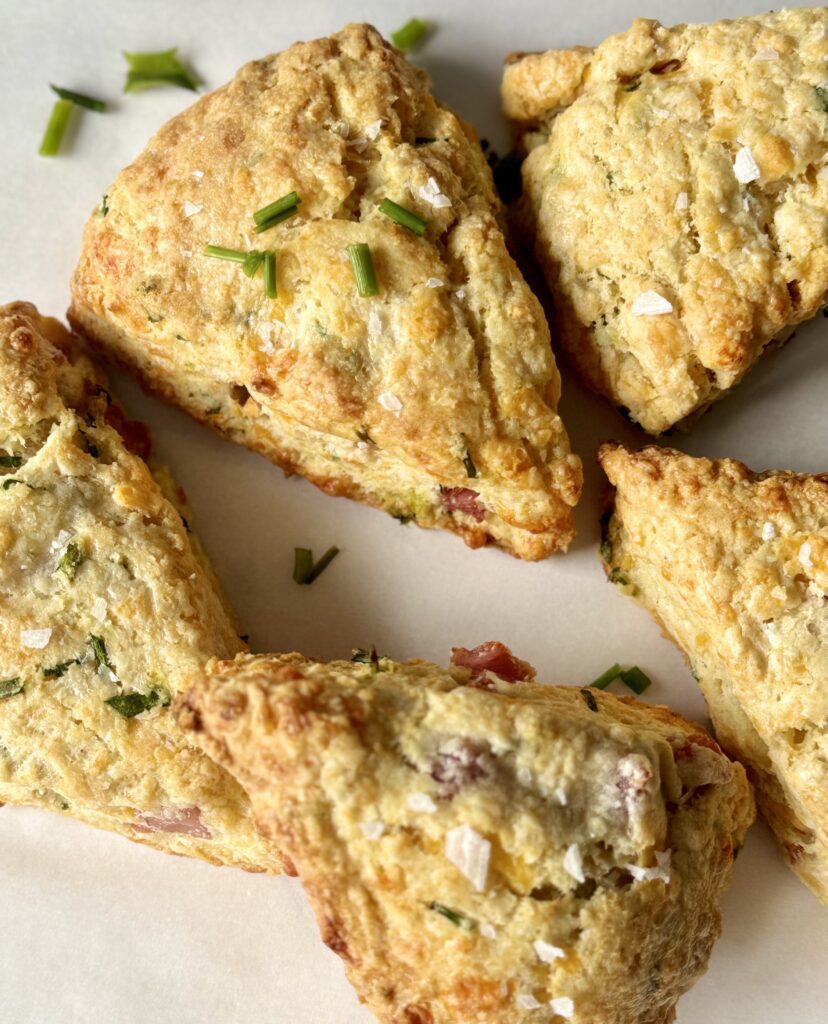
[69, 22, 582, 561]
[177, 648, 753, 1024]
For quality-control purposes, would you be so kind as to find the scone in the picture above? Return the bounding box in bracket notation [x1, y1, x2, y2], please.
[0, 302, 280, 872]
[177, 646, 753, 1024]
[503, 9, 828, 434]
[69, 23, 582, 560]
[600, 442, 828, 903]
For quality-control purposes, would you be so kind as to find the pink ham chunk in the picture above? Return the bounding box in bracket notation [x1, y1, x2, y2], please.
[133, 805, 212, 839]
[450, 641, 534, 686]
[440, 487, 486, 522]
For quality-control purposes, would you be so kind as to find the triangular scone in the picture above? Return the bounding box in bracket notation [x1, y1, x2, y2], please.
[69, 24, 581, 560]
[503, 9, 828, 434]
[0, 303, 280, 872]
[177, 648, 753, 1024]
[601, 443, 828, 903]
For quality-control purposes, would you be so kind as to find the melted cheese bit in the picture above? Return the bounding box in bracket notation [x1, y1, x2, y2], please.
[631, 290, 673, 316]
[733, 146, 761, 184]
[183, 201, 203, 217]
[359, 820, 385, 840]
[562, 843, 585, 883]
[550, 996, 575, 1018]
[626, 849, 672, 883]
[378, 391, 403, 413]
[407, 792, 437, 813]
[20, 627, 52, 649]
[445, 824, 491, 892]
[534, 939, 566, 963]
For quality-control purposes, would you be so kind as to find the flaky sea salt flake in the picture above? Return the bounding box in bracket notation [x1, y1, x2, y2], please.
[445, 824, 491, 892]
[631, 290, 673, 316]
[733, 146, 761, 184]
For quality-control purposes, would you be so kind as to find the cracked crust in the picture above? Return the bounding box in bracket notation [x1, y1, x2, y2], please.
[69, 23, 581, 560]
[503, 9, 828, 434]
[0, 302, 281, 872]
[177, 650, 753, 1024]
[600, 442, 828, 902]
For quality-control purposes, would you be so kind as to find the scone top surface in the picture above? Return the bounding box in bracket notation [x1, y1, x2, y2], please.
[600, 442, 828, 903]
[70, 23, 581, 560]
[178, 649, 753, 1024]
[504, 8, 828, 433]
[0, 302, 279, 872]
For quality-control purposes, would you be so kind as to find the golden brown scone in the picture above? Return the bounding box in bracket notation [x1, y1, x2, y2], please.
[177, 645, 753, 1023]
[503, 9, 828, 434]
[600, 442, 828, 903]
[0, 302, 280, 872]
[69, 23, 581, 560]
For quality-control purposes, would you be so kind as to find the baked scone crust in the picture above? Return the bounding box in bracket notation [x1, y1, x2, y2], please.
[503, 9, 828, 433]
[69, 23, 581, 560]
[600, 442, 828, 902]
[0, 302, 280, 872]
[178, 650, 753, 1023]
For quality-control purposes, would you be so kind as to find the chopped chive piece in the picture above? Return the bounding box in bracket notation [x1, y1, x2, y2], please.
[589, 663, 621, 690]
[817, 85, 828, 113]
[254, 205, 299, 233]
[2, 479, 28, 491]
[242, 250, 265, 278]
[580, 688, 599, 712]
[56, 541, 83, 582]
[39, 98, 74, 156]
[50, 84, 107, 112]
[0, 678, 23, 700]
[391, 17, 429, 52]
[106, 689, 166, 718]
[293, 545, 340, 585]
[100, 193, 110, 217]
[415, 136, 437, 145]
[378, 198, 426, 236]
[204, 245, 248, 263]
[89, 634, 113, 671]
[429, 901, 475, 931]
[122, 49, 199, 93]
[351, 646, 383, 672]
[619, 666, 652, 695]
[43, 660, 78, 679]
[462, 448, 477, 479]
[253, 192, 300, 227]
[0, 455, 23, 468]
[305, 545, 339, 583]
[347, 243, 379, 297]
[263, 251, 277, 298]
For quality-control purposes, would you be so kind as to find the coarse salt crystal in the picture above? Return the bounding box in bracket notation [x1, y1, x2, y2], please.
[733, 146, 761, 184]
[91, 597, 108, 622]
[626, 849, 672, 884]
[378, 391, 403, 413]
[425, 277, 444, 288]
[550, 996, 575, 1019]
[419, 176, 452, 208]
[799, 541, 814, 569]
[363, 118, 384, 141]
[516, 766, 533, 786]
[183, 201, 203, 217]
[191, 169, 204, 179]
[534, 939, 566, 963]
[675, 191, 689, 211]
[51, 530, 72, 551]
[563, 843, 585, 883]
[631, 290, 673, 316]
[479, 922, 497, 939]
[329, 119, 350, 138]
[259, 340, 276, 354]
[516, 994, 543, 1010]
[454, 288, 466, 300]
[762, 522, 776, 541]
[752, 47, 779, 61]
[407, 792, 437, 813]
[20, 627, 51, 649]
[555, 785, 568, 806]
[359, 820, 385, 840]
[445, 824, 491, 892]
[367, 308, 383, 336]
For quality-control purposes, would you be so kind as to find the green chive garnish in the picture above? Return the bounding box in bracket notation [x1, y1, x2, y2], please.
[429, 901, 475, 931]
[204, 245, 248, 263]
[351, 646, 383, 672]
[50, 84, 107, 113]
[253, 191, 300, 227]
[347, 243, 379, 297]
[263, 251, 277, 298]
[619, 666, 652, 695]
[293, 545, 340, 585]
[590, 663, 621, 690]
[0, 678, 23, 700]
[89, 634, 113, 671]
[580, 688, 599, 712]
[816, 85, 828, 113]
[391, 18, 430, 52]
[39, 99, 75, 156]
[43, 660, 78, 679]
[378, 198, 426, 236]
[462, 446, 477, 479]
[56, 541, 83, 581]
[122, 49, 199, 93]
[100, 193, 110, 217]
[106, 689, 167, 718]
[242, 250, 265, 278]
[0, 455, 22, 468]
[2, 479, 28, 491]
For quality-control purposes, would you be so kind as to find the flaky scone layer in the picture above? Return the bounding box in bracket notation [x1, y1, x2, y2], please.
[601, 442, 828, 902]
[0, 302, 280, 872]
[70, 23, 581, 560]
[178, 650, 753, 1024]
[504, 9, 828, 433]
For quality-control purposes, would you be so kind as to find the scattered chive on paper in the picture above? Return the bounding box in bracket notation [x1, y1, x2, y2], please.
[378, 198, 426, 235]
[347, 243, 379, 297]
[50, 84, 107, 112]
[123, 48, 200, 92]
[619, 666, 652, 695]
[263, 251, 277, 298]
[293, 545, 340, 585]
[106, 688, 168, 718]
[429, 901, 476, 931]
[391, 17, 430, 52]
[589, 663, 621, 690]
[0, 678, 23, 700]
[39, 98, 75, 156]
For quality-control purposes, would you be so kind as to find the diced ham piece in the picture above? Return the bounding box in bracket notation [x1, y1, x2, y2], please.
[450, 641, 534, 686]
[133, 805, 212, 839]
[440, 486, 486, 522]
[669, 735, 732, 795]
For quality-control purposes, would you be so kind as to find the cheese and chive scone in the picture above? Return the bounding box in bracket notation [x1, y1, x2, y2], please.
[600, 443, 828, 903]
[0, 302, 280, 871]
[502, 8, 828, 434]
[177, 644, 753, 1024]
[69, 23, 582, 561]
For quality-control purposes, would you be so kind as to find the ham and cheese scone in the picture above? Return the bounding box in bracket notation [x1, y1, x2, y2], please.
[69, 23, 582, 560]
[601, 443, 828, 903]
[177, 645, 753, 1024]
[503, 8, 828, 434]
[0, 302, 280, 871]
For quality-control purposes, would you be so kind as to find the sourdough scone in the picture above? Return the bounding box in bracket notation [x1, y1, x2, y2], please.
[601, 442, 828, 903]
[69, 23, 581, 560]
[177, 647, 753, 1024]
[0, 302, 280, 871]
[503, 9, 828, 433]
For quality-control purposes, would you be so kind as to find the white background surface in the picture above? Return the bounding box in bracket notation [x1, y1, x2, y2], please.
[0, 1, 826, 1021]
